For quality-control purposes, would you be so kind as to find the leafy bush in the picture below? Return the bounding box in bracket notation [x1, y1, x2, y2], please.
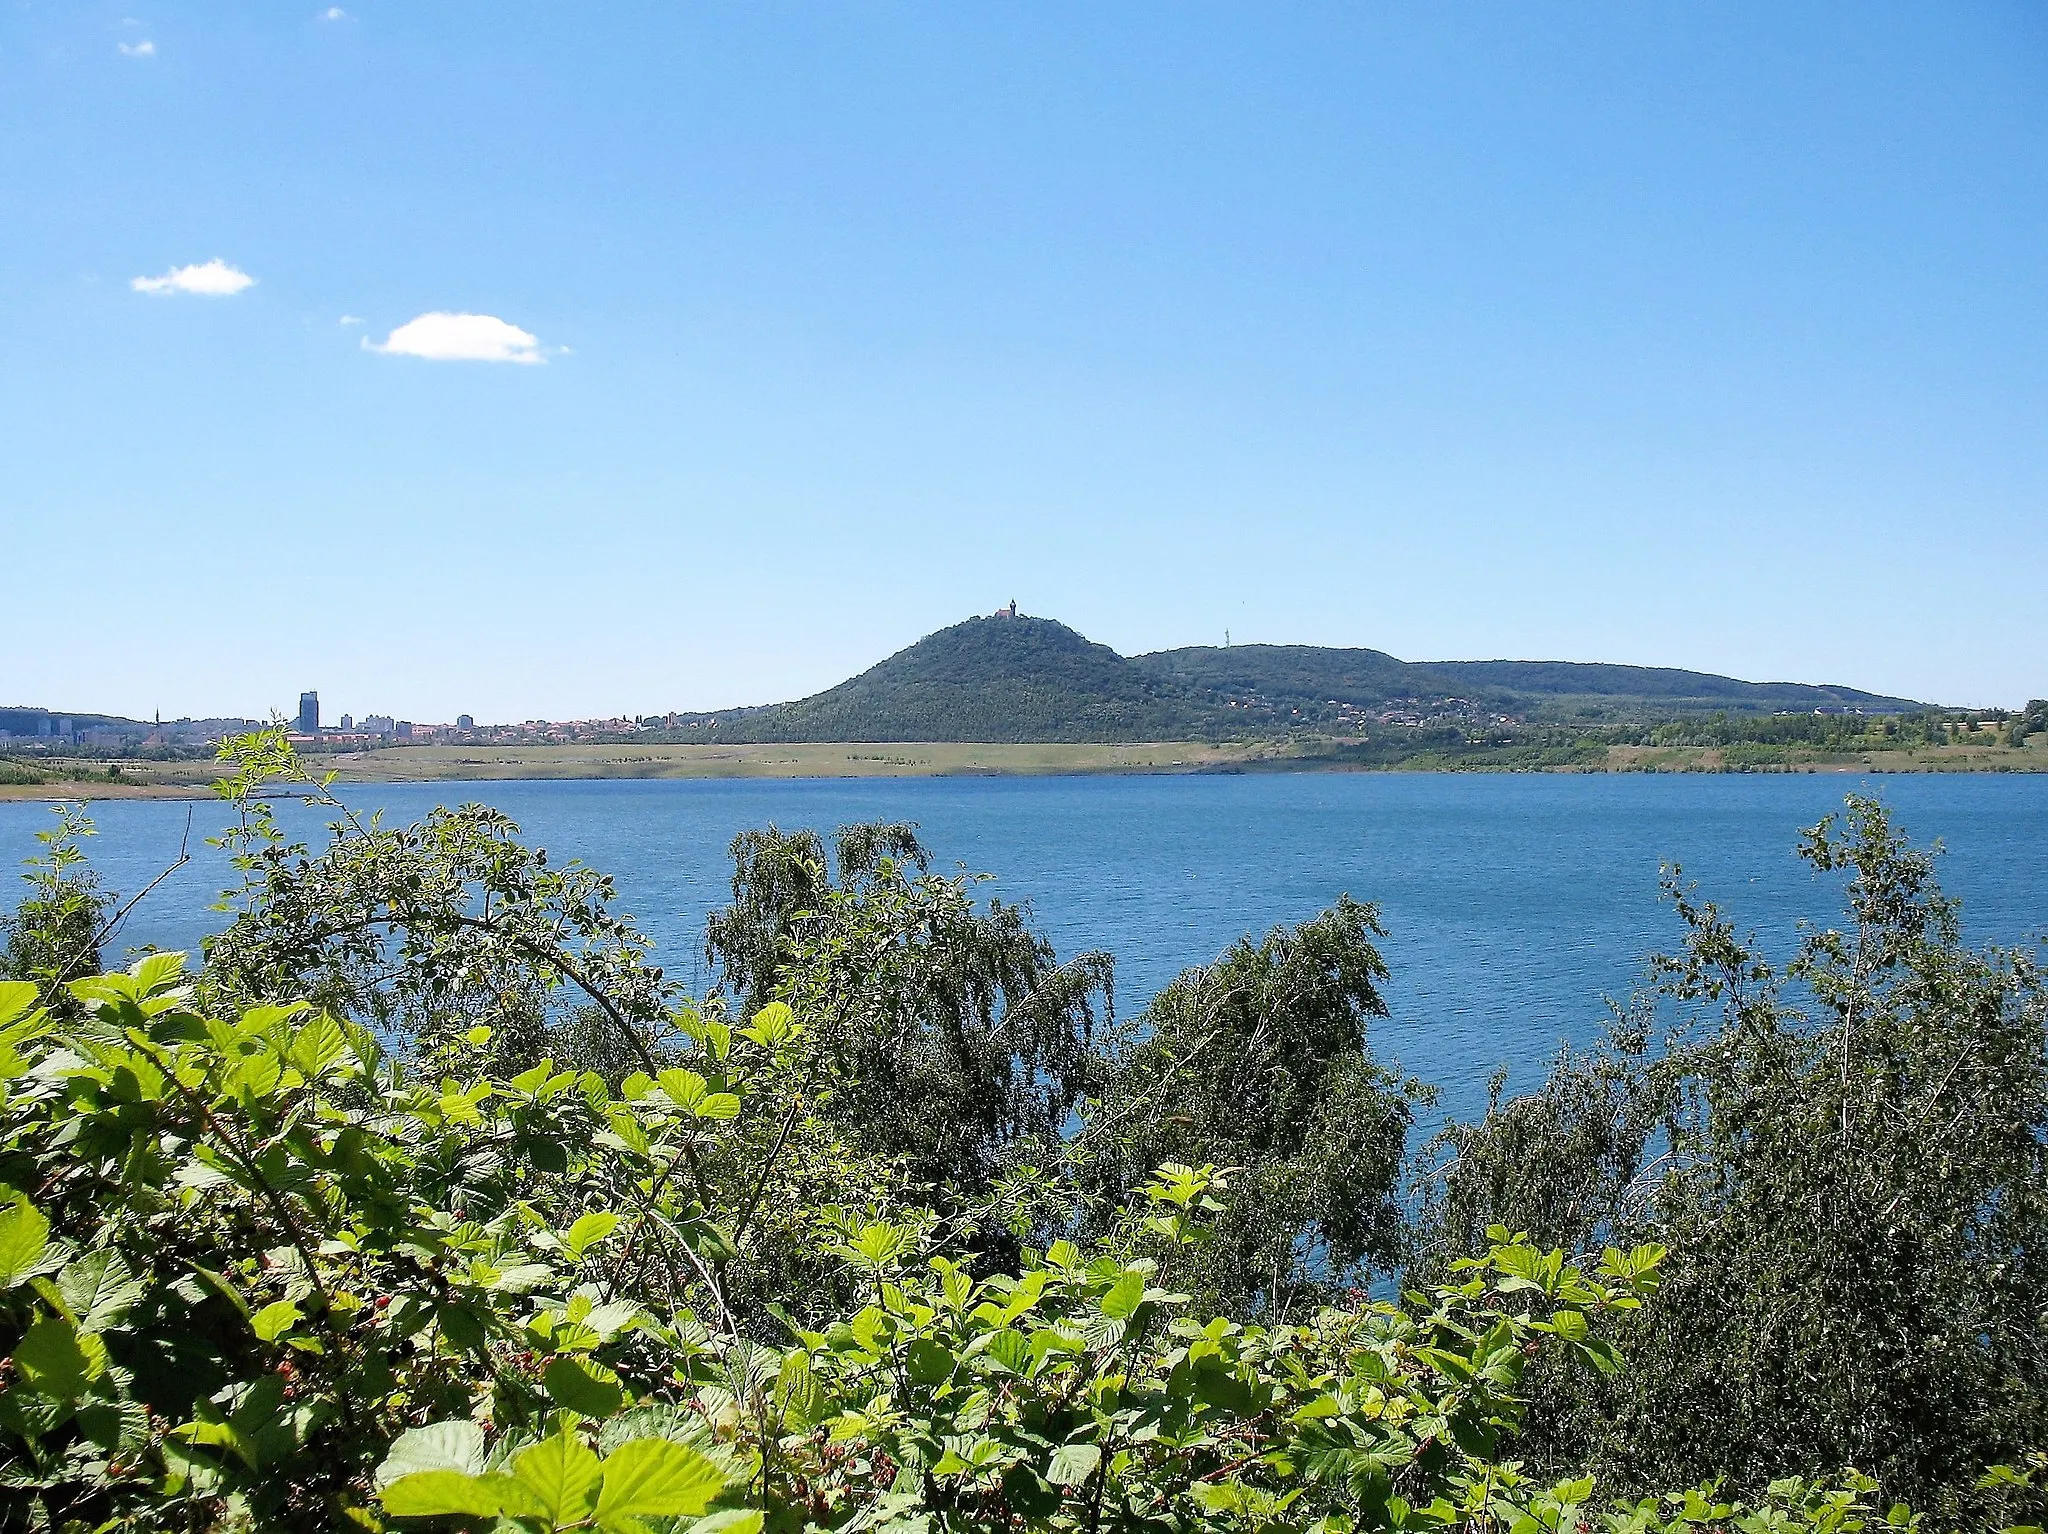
[0, 954, 796, 1527]
[201, 734, 676, 1077]
[1083, 897, 1423, 1318]
[0, 806, 110, 1015]
[707, 822, 1112, 1216]
[1417, 797, 2048, 1519]
[5, 961, 1948, 1534]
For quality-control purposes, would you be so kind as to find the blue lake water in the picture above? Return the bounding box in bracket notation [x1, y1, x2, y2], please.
[4, 773, 2044, 1123]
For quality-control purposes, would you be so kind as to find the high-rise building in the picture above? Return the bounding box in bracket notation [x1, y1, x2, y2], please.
[457, 714, 475, 731]
[339, 714, 354, 731]
[297, 691, 320, 734]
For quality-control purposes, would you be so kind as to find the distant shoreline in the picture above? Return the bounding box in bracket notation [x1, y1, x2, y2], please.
[3, 736, 2044, 802]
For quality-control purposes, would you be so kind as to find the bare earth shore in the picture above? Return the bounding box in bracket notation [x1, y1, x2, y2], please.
[3, 735, 2044, 802]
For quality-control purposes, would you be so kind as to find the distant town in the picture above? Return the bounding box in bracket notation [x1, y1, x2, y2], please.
[0, 691, 662, 758]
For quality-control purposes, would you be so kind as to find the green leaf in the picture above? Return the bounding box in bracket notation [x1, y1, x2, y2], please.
[565, 1211, 622, 1260]
[584, 1300, 644, 1341]
[657, 1068, 709, 1110]
[243, 1001, 310, 1036]
[845, 1222, 909, 1268]
[1573, 1337, 1624, 1375]
[185, 1263, 253, 1321]
[437, 1299, 488, 1353]
[1550, 1475, 1596, 1504]
[688, 1511, 765, 1534]
[1546, 1309, 1589, 1342]
[0, 979, 41, 1029]
[13, 1314, 106, 1398]
[1047, 1441, 1102, 1487]
[983, 1330, 1033, 1375]
[596, 1438, 726, 1520]
[510, 1429, 604, 1526]
[133, 951, 188, 995]
[1097, 1270, 1146, 1320]
[907, 1337, 955, 1386]
[1030, 1327, 1087, 1365]
[56, 1250, 145, 1330]
[0, 1196, 53, 1288]
[285, 1011, 348, 1077]
[376, 1420, 489, 1486]
[487, 1263, 557, 1294]
[1190, 1481, 1242, 1513]
[744, 1000, 795, 1045]
[600, 1113, 652, 1160]
[545, 1355, 626, 1418]
[381, 1469, 533, 1519]
[251, 1300, 302, 1342]
[693, 1092, 742, 1121]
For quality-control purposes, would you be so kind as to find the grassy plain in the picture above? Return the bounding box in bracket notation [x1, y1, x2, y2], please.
[316, 740, 1270, 780]
[0, 741, 1273, 799]
[2, 733, 2043, 802]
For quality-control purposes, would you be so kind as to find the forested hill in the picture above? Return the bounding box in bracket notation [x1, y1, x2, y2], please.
[1138, 646, 1926, 719]
[658, 615, 1926, 744]
[674, 617, 1216, 743]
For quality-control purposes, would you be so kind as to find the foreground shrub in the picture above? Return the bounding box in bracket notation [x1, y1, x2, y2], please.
[0, 955, 798, 1528]
[3, 959, 2017, 1533]
[1417, 798, 2048, 1517]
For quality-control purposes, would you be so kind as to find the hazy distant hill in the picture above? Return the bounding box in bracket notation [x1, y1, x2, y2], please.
[661, 615, 1925, 744]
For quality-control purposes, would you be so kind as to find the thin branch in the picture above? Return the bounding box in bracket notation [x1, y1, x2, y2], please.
[604, 1148, 688, 1303]
[730, 1091, 806, 1254]
[664, 1217, 740, 1339]
[1077, 1026, 1223, 1145]
[65, 807, 194, 978]
[446, 913, 668, 1078]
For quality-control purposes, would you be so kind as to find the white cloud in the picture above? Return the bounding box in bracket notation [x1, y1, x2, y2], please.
[119, 39, 156, 56]
[131, 259, 256, 297]
[364, 312, 544, 364]
[338, 314, 364, 326]
[318, 6, 351, 19]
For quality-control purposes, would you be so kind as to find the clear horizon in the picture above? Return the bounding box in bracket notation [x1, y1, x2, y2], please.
[5, 4, 2044, 718]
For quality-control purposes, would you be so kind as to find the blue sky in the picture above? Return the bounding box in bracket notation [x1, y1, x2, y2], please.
[4, 3, 2044, 721]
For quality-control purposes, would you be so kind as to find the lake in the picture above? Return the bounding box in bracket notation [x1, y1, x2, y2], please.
[4, 772, 2044, 1123]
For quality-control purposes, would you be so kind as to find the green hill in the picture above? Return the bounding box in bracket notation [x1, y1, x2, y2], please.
[660, 615, 1927, 744]
[1137, 646, 1924, 722]
[676, 616, 1214, 743]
